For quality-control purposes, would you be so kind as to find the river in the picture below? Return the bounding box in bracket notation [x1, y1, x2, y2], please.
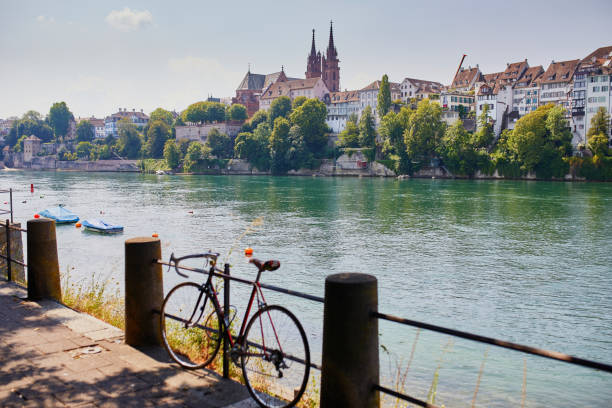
[2, 170, 611, 407]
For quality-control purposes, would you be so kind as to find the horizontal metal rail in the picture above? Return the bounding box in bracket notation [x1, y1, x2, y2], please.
[156, 260, 324, 303]
[0, 254, 27, 267]
[0, 224, 27, 233]
[374, 311, 612, 373]
[374, 384, 438, 408]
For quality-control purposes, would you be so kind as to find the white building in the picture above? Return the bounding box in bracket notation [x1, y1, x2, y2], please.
[358, 80, 401, 119]
[175, 122, 242, 144]
[325, 90, 360, 133]
[537, 59, 579, 111]
[78, 117, 106, 139]
[399, 78, 443, 104]
[259, 77, 329, 111]
[105, 108, 149, 137]
[23, 135, 41, 162]
[439, 90, 475, 113]
[508, 65, 544, 129]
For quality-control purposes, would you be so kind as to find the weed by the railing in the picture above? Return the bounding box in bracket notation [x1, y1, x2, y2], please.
[427, 338, 454, 406]
[298, 373, 320, 408]
[61, 267, 125, 330]
[471, 347, 489, 407]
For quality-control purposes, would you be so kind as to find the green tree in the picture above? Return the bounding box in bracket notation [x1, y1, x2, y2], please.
[438, 120, 483, 176]
[149, 108, 174, 126]
[358, 106, 377, 147]
[7, 116, 54, 146]
[292, 96, 308, 110]
[116, 118, 143, 159]
[377, 74, 391, 118]
[289, 98, 328, 154]
[207, 102, 227, 122]
[145, 120, 171, 158]
[268, 96, 292, 126]
[228, 104, 248, 122]
[379, 108, 413, 173]
[545, 105, 573, 156]
[48, 102, 74, 140]
[404, 99, 444, 167]
[588, 133, 610, 157]
[472, 104, 494, 148]
[183, 101, 224, 123]
[76, 121, 95, 142]
[183, 142, 211, 172]
[98, 145, 112, 160]
[206, 128, 233, 158]
[76, 141, 94, 159]
[587, 107, 610, 139]
[163, 140, 180, 169]
[336, 113, 360, 148]
[242, 110, 268, 133]
[234, 123, 271, 171]
[269, 117, 292, 174]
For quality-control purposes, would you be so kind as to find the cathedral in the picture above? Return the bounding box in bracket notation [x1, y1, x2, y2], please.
[306, 22, 340, 92]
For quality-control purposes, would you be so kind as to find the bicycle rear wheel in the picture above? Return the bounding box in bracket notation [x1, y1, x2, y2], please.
[160, 282, 222, 369]
[241, 305, 310, 408]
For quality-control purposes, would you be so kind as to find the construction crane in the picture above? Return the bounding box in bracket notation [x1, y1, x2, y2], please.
[452, 54, 467, 86]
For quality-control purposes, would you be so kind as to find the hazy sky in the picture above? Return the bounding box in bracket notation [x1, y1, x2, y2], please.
[1, 0, 611, 119]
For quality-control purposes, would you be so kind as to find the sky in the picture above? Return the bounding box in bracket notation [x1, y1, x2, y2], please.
[1, 0, 612, 119]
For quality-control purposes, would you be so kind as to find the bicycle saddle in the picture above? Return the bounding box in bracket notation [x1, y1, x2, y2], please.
[249, 258, 280, 272]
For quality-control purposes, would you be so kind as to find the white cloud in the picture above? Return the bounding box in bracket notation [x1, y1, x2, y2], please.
[105, 8, 152, 32]
[36, 15, 55, 23]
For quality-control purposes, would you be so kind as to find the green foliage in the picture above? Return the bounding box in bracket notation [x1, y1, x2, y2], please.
[58, 147, 76, 161]
[358, 106, 377, 148]
[292, 96, 308, 110]
[379, 108, 413, 174]
[183, 141, 212, 172]
[336, 114, 359, 148]
[438, 120, 489, 176]
[116, 118, 143, 159]
[145, 120, 171, 158]
[377, 74, 391, 118]
[7, 112, 54, 146]
[587, 107, 610, 139]
[242, 110, 268, 133]
[76, 141, 94, 159]
[182, 101, 227, 123]
[98, 144, 112, 160]
[149, 108, 174, 126]
[206, 128, 233, 158]
[269, 117, 292, 174]
[289, 98, 328, 154]
[163, 140, 180, 169]
[48, 101, 74, 139]
[76, 121, 95, 142]
[268, 96, 292, 126]
[588, 133, 610, 157]
[234, 124, 271, 171]
[404, 99, 445, 169]
[472, 104, 494, 148]
[570, 155, 612, 181]
[227, 104, 248, 122]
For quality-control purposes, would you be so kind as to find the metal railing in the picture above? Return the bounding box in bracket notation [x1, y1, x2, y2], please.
[0, 219, 27, 282]
[0, 188, 14, 223]
[155, 259, 324, 378]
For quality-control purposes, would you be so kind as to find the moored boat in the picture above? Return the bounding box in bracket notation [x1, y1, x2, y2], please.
[38, 205, 79, 224]
[81, 219, 124, 234]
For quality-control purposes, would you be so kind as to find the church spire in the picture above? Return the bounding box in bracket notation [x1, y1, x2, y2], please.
[310, 29, 316, 56]
[328, 21, 335, 51]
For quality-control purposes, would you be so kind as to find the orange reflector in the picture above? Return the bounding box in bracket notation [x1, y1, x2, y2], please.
[152, 233, 159, 238]
[76, 223, 82, 228]
[34, 214, 40, 219]
[244, 247, 253, 256]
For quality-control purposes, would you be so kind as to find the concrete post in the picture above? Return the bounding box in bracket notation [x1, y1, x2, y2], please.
[26, 218, 61, 301]
[125, 237, 163, 346]
[320, 273, 379, 408]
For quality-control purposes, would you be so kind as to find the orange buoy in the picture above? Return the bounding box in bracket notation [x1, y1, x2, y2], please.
[34, 214, 40, 219]
[152, 233, 159, 238]
[75, 223, 82, 228]
[244, 247, 253, 257]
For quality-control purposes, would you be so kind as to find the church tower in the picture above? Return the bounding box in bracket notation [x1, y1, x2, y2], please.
[321, 21, 340, 92]
[305, 29, 322, 79]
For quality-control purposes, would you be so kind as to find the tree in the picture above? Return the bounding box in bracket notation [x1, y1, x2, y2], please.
[48, 102, 74, 140]
[404, 99, 444, 167]
[377, 74, 391, 118]
[116, 118, 142, 159]
[207, 102, 227, 122]
[269, 117, 292, 174]
[149, 108, 174, 126]
[292, 96, 308, 110]
[268, 96, 292, 126]
[183, 102, 208, 123]
[183, 142, 211, 172]
[336, 114, 359, 148]
[7, 117, 53, 146]
[98, 145, 112, 160]
[244, 110, 268, 132]
[379, 108, 413, 173]
[163, 140, 180, 169]
[438, 120, 483, 176]
[234, 123, 271, 171]
[587, 107, 610, 140]
[228, 104, 248, 122]
[76, 121, 95, 142]
[472, 104, 494, 148]
[76, 141, 94, 159]
[358, 106, 376, 148]
[145, 120, 171, 158]
[545, 105, 572, 156]
[206, 128, 233, 158]
[588, 133, 610, 157]
[289, 98, 328, 154]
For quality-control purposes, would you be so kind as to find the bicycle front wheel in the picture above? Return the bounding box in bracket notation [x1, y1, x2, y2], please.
[241, 305, 310, 408]
[160, 282, 222, 369]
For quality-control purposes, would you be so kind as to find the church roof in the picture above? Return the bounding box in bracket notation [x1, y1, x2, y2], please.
[237, 72, 267, 91]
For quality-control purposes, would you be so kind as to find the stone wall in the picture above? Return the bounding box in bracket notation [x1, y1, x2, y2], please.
[176, 123, 242, 144]
[0, 222, 25, 283]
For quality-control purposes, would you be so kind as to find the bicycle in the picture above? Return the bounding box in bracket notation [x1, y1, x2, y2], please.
[160, 251, 311, 408]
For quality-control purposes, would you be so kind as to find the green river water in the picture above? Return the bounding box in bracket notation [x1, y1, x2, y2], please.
[1, 170, 611, 407]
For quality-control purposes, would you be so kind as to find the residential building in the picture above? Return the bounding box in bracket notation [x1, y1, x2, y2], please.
[537, 59, 579, 111]
[259, 77, 330, 111]
[399, 78, 443, 103]
[507, 65, 544, 129]
[23, 135, 41, 162]
[325, 90, 360, 133]
[78, 117, 106, 139]
[450, 66, 481, 91]
[306, 23, 340, 92]
[104, 108, 149, 137]
[439, 90, 475, 113]
[359, 80, 400, 119]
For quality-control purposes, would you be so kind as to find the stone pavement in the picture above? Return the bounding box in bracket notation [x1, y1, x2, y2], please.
[0, 281, 258, 407]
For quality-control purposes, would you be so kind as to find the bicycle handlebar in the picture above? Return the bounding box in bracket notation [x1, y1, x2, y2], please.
[167, 252, 220, 277]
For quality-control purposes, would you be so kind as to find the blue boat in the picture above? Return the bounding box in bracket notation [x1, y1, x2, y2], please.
[38, 205, 79, 224]
[82, 219, 124, 234]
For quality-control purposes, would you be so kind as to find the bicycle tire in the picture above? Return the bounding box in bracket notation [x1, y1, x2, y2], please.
[241, 305, 310, 408]
[160, 282, 222, 369]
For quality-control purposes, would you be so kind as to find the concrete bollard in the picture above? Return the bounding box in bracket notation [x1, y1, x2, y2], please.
[320, 273, 380, 408]
[26, 218, 61, 301]
[125, 237, 163, 346]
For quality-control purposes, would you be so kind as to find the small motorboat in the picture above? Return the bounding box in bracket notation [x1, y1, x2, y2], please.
[38, 205, 79, 224]
[81, 219, 123, 234]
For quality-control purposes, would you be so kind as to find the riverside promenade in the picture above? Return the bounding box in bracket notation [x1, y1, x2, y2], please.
[0, 281, 256, 408]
